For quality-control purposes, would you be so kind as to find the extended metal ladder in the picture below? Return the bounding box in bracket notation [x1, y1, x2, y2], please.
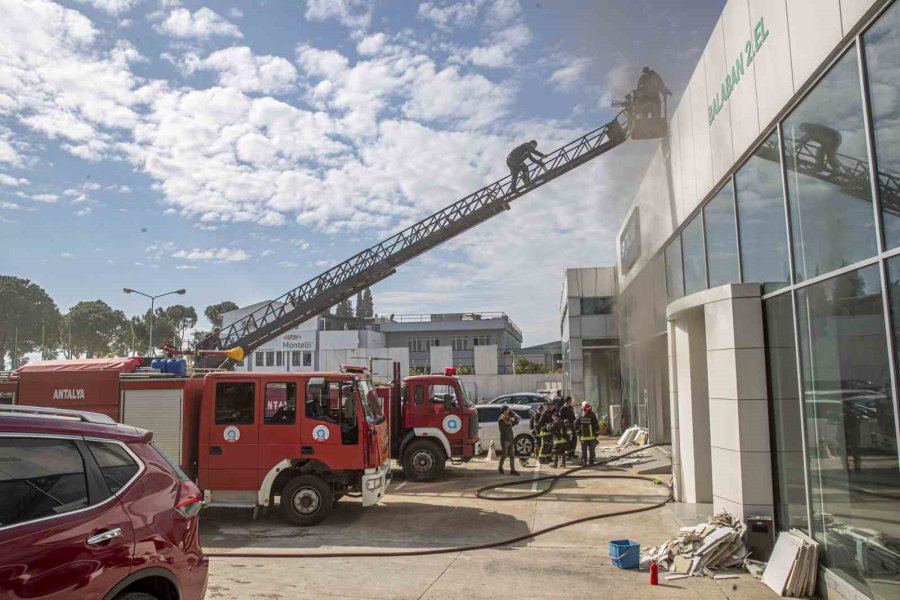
[196, 110, 636, 366]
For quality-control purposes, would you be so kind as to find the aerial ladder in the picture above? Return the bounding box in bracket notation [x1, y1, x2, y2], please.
[193, 94, 668, 368]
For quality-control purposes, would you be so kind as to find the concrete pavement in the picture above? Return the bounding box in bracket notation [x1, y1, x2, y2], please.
[200, 452, 779, 600]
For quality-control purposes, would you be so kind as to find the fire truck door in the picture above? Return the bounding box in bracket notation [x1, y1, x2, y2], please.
[427, 383, 464, 454]
[299, 378, 361, 470]
[206, 379, 260, 490]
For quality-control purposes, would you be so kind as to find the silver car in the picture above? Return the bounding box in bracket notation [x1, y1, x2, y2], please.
[486, 392, 547, 412]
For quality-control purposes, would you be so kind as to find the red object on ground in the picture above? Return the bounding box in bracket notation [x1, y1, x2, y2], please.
[650, 560, 659, 585]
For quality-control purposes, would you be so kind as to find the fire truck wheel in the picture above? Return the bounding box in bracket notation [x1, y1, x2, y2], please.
[514, 434, 535, 457]
[281, 475, 333, 526]
[402, 439, 446, 482]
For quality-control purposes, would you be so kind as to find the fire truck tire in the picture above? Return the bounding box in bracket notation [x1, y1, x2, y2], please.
[402, 439, 446, 482]
[513, 434, 535, 457]
[281, 475, 333, 526]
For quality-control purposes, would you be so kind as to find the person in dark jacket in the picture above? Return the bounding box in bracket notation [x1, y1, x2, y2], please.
[577, 403, 600, 466]
[559, 397, 577, 458]
[506, 140, 546, 191]
[529, 404, 545, 458]
[497, 406, 520, 475]
[549, 411, 568, 468]
[795, 122, 843, 174]
[553, 390, 564, 411]
[536, 402, 555, 462]
[635, 67, 670, 119]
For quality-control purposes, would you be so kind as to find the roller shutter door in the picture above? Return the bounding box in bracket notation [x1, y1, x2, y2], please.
[122, 389, 183, 464]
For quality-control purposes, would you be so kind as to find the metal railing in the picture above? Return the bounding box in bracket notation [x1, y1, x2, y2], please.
[196, 110, 633, 364]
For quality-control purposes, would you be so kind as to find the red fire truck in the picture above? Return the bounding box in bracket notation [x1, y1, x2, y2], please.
[381, 365, 481, 482]
[0, 359, 391, 526]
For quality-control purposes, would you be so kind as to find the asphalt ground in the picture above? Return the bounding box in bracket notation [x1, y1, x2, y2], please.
[199, 446, 779, 600]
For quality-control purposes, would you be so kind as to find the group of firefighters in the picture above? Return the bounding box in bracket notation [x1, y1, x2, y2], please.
[528, 392, 601, 469]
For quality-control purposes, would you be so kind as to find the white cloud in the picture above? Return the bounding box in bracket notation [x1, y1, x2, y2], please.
[61, 252, 75, 259]
[175, 264, 197, 270]
[278, 260, 299, 268]
[0, 174, 28, 186]
[184, 47, 297, 94]
[599, 62, 635, 106]
[550, 57, 592, 93]
[31, 193, 59, 203]
[417, 1, 481, 30]
[155, 7, 242, 39]
[466, 23, 531, 68]
[75, 0, 141, 16]
[305, 0, 373, 29]
[356, 32, 386, 56]
[260, 249, 274, 257]
[402, 64, 512, 127]
[171, 247, 250, 262]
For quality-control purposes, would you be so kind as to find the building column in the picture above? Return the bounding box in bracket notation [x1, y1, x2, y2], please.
[704, 291, 774, 519]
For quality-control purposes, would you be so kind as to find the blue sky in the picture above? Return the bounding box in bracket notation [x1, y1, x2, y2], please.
[0, 0, 723, 345]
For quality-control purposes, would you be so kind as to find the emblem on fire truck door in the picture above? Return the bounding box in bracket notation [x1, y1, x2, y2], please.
[223, 426, 241, 442]
[442, 415, 462, 434]
[312, 425, 330, 441]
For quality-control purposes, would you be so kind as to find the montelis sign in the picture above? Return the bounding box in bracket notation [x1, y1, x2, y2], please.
[708, 17, 770, 126]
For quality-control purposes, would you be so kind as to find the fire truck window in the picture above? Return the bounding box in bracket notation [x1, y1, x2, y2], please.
[264, 382, 296, 424]
[0, 438, 89, 528]
[413, 386, 424, 404]
[86, 441, 140, 494]
[305, 380, 339, 424]
[340, 382, 358, 445]
[429, 384, 458, 407]
[215, 382, 255, 424]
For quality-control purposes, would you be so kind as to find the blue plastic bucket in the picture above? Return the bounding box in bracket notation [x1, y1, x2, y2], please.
[609, 540, 640, 569]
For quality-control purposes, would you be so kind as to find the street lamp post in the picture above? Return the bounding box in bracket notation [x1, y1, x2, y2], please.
[123, 287, 186, 356]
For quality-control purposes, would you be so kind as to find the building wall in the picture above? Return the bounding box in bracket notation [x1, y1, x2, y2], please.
[616, 0, 880, 292]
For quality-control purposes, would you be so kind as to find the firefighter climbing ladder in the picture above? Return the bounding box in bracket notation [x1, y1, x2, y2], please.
[196, 109, 637, 367]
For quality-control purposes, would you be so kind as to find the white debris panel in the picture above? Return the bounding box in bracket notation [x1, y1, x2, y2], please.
[761, 529, 818, 597]
[640, 512, 748, 575]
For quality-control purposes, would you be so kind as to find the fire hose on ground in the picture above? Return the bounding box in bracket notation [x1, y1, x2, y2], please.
[205, 444, 671, 559]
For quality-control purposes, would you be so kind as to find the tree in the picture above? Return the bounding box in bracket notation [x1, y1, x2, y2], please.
[335, 298, 354, 318]
[0, 276, 61, 369]
[355, 291, 364, 318]
[361, 288, 374, 317]
[204, 301, 239, 329]
[163, 305, 197, 348]
[65, 300, 127, 358]
[515, 357, 549, 374]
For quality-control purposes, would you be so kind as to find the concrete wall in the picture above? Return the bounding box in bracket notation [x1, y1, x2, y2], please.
[430, 346, 453, 373]
[319, 347, 410, 380]
[617, 0, 881, 293]
[461, 374, 563, 403]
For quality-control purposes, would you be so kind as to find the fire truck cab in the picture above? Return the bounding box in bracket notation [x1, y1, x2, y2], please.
[391, 369, 480, 481]
[199, 371, 390, 525]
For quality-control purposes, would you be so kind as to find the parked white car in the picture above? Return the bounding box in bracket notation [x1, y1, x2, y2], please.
[486, 392, 547, 412]
[476, 404, 535, 457]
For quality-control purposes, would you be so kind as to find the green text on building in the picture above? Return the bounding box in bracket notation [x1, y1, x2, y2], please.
[708, 17, 769, 126]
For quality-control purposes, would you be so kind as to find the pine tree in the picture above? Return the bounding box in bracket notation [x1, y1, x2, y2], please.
[355, 291, 364, 318]
[362, 288, 374, 317]
[335, 298, 354, 318]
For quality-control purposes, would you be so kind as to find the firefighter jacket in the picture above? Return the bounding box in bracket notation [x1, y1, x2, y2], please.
[530, 411, 544, 433]
[549, 419, 568, 446]
[536, 410, 554, 433]
[559, 405, 576, 423]
[577, 411, 600, 441]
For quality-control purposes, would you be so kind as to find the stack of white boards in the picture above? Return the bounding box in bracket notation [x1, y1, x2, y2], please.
[640, 512, 748, 575]
[616, 426, 649, 447]
[761, 530, 818, 597]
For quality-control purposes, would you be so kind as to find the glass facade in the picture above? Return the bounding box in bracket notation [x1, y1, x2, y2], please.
[704, 184, 739, 288]
[620, 4, 900, 596]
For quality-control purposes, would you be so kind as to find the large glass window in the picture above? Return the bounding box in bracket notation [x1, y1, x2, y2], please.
[665, 237, 684, 302]
[581, 297, 614, 315]
[864, 1, 900, 249]
[763, 293, 807, 531]
[783, 47, 877, 282]
[264, 382, 296, 424]
[736, 132, 791, 293]
[797, 265, 899, 594]
[704, 183, 739, 288]
[682, 215, 706, 295]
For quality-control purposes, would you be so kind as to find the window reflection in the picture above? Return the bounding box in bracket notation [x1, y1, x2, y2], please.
[797, 265, 899, 595]
[736, 132, 791, 293]
[682, 216, 706, 295]
[665, 237, 684, 302]
[763, 293, 807, 531]
[704, 183, 739, 288]
[783, 47, 877, 282]
[864, 1, 900, 250]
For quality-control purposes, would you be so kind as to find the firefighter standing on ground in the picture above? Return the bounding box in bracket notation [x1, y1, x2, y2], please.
[497, 405, 520, 476]
[577, 403, 600, 466]
[536, 402, 556, 462]
[507, 140, 546, 191]
[530, 404, 545, 458]
[559, 396, 577, 458]
[549, 411, 568, 468]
